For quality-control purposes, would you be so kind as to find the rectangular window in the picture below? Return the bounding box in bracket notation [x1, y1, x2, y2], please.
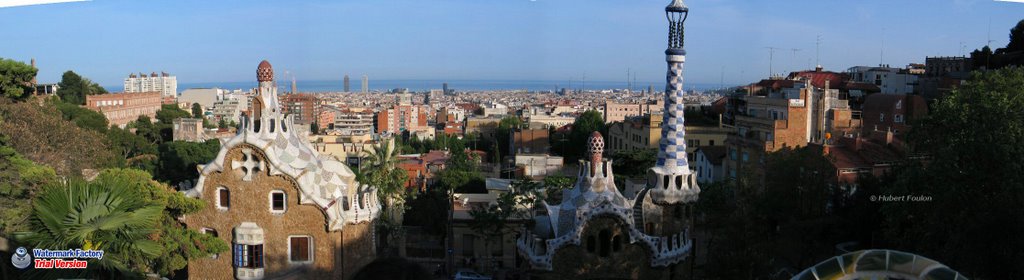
[289, 236, 312, 263]
[894, 114, 903, 123]
[879, 113, 885, 122]
[218, 188, 230, 209]
[742, 152, 749, 162]
[270, 191, 286, 213]
[709, 140, 715, 146]
[234, 244, 264, 268]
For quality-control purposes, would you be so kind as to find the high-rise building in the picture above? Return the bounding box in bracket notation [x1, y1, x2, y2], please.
[376, 104, 429, 135]
[361, 75, 368, 93]
[280, 93, 320, 126]
[343, 75, 350, 92]
[124, 72, 177, 98]
[443, 82, 449, 95]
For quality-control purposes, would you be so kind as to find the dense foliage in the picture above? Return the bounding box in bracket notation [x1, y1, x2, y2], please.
[56, 71, 107, 105]
[0, 58, 38, 100]
[879, 67, 1024, 278]
[551, 110, 605, 162]
[21, 169, 227, 279]
[0, 135, 57, 236]
[0, 99, 117, 176]
[154, 140, 220, 186]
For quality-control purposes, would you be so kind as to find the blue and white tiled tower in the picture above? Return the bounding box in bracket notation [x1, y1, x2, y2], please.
[649, 0, 699, 205]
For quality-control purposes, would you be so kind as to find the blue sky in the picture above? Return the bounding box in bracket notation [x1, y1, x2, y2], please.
[1, 0, 1022, 87]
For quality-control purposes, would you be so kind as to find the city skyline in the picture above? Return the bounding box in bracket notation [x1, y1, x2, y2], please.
[1, 0, 1023, 87]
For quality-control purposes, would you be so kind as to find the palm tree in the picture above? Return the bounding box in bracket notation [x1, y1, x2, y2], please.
[24, 176, 162, 279]
[362, 138, 409, 218]
[361, 138, 408, 254]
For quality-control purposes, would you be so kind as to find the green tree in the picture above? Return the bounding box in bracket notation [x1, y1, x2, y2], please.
[191, 103, 202, 118]
[881, 67, 1024, 279]
[130, 115, 161, 145]
[468, 179, 542, 266]
[0, 58, 38, 100]
[22, 169, 226, 279]
[0, 99, 117, 176]
[555, 110, 605, 162]
[218, 118, 228, 129]
[155, 140, 220, 185]
[155, 104, 191, 124]
[56, 71, 106, 105]
[361, 139, 410, 252]
[154, 104, 193, 143]
[106, 126, 158, 172]
[0, 134, 57, 236]
[54, 100, 109, 132]
[541, 174, 573, 204]
[698, 146, 841, 278]
[25, 174, 163, 278]
[402, 189, 448, 236]
[1005, 19, 1024, 53]
[609, 149, 657, 179]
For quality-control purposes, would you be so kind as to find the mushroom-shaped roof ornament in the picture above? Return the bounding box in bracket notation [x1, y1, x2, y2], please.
[665, 0, 688, 13]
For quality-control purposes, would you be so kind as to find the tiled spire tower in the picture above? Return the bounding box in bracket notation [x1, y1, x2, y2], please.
[649, 0, 699, 205]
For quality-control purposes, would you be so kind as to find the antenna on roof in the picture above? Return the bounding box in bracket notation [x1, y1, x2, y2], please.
[880, 28, 886, 66]
[765, 46, 780, 77]
[790, 48, 802, 72]
[816, 35, 822, 68]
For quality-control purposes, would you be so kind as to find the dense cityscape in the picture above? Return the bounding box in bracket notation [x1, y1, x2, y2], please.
[2, 0, 1024, 279]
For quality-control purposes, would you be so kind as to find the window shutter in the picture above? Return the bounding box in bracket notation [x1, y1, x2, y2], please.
[291, 237, 310, 262]
[220, 188, 230, 207]
[233, 244, 243, 267]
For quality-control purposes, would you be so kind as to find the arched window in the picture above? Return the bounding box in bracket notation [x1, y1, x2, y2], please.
[662, 175, 670, 189]
[269, 119, 276, 133]
[599, 230, 610, 257]
[675, 175, 683, 190]
[253, 120, 261, 132]
[281, 120, 288, 132]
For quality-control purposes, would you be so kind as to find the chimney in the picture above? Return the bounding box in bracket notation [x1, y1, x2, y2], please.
[855, 135, 863, 151]
[815, 65, 823, 72]
[886, 128, 894, 145]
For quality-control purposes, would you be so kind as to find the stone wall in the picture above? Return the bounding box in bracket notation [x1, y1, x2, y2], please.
[182, 144, 376, 279]
[537, 215, 691, 280]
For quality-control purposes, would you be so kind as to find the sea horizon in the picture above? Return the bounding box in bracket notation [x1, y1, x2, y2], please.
[104, 79, 735, 94]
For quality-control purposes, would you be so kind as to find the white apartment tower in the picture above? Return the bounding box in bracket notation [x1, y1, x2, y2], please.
[125, 72, 177, 98]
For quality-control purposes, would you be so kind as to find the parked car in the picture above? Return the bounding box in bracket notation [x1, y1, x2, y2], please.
[454, 269, 492, 280]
